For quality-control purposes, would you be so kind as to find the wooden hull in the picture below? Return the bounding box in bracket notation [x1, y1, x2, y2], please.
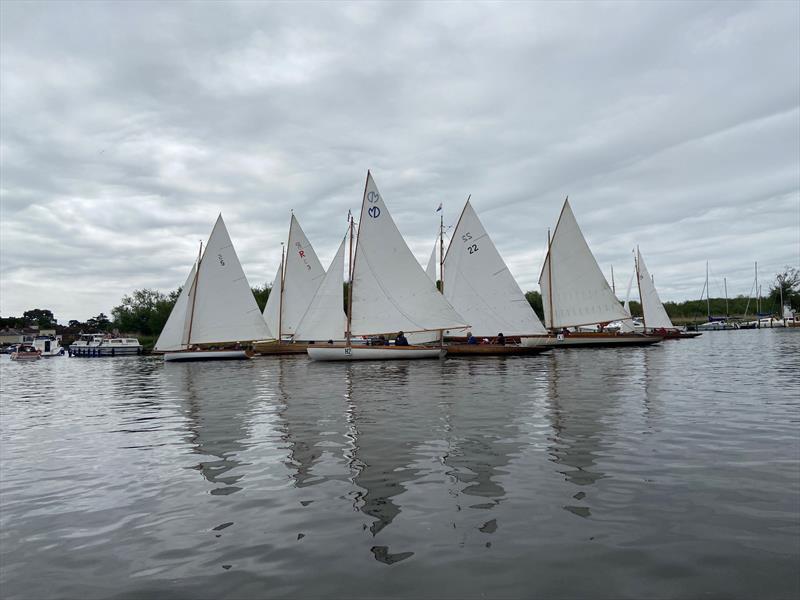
[548, 332, 662, 348]
[10, 352, 41, 361]
[163, 349, 252, 362]
[253, 341, 309, 355]
[660, 331, 702, 339]
[446, 344, 550, 356]
[307, 345, 445, 361]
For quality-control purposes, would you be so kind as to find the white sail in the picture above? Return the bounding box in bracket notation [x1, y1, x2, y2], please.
[188, 215, 273, 344]
[350, 172, 468, 336]
[443, 200, 546, 336]
[294, 235, 347, 341]
[539, 199, 629, 329]
[637, 248, 674, 330]
[262, 264, 283, 337]
[154, 263, 197, 352]
[281, 214, 326, 336]
[425, 240, 438, 282]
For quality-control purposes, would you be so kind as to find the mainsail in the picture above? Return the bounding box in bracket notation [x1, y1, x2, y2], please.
[636, 248, 674, 330]
[156, 215, 272, 350]
[539, 199, 629, 329]
[443, 200, 546, 336]
[619, 269, 636, 333]
[350, 172, 468, 336]
[262, 214, 326, 338]
[294, 235, 348, 341]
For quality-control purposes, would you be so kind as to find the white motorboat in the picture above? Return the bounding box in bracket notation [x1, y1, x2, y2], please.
[69, 334, 143, 356]
[155, 214, 273, 361]
[32, 335, 64, 357]
[308, 172, 467, 362]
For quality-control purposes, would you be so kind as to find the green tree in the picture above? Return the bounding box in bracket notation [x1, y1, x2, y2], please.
[111, 289, 177, 335]
[22, 309, 56, 328]
[251, 284, 271, 312]
[768, 267, 800, 310]
[525, 291, 544, 320]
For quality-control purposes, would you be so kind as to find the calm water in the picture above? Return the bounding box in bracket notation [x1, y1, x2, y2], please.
[1, 330, 799, 599]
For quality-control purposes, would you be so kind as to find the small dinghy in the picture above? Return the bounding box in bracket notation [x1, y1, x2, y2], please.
[10, 345, 41, 361]
[155, 215, 273, 362]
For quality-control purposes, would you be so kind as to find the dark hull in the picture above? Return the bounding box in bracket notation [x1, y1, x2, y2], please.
[446, 344, 550, 356]
[548, 332, 662, 348]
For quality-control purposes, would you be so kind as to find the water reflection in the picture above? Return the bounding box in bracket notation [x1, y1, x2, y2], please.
[348, 363, 416, 538]
[164, 363, 252, 495]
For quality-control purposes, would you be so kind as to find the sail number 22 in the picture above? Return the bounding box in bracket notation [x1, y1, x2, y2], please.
[462, 232, 478, 254]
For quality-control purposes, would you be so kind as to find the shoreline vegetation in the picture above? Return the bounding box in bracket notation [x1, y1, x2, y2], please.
[2, 268, 797, 354]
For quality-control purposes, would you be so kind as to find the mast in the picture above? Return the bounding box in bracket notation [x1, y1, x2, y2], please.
[611, 265, 616, 296]
[186, 241, 203, 347]
[724, 277, 729, 317]
[546, 227, 554, 331]
[438, 206, 445, 345]
[636, 247, 646, 330]
[439, 210, 445, 293]
[277, 242, 285, 341]
[705, 261, 710, 321]
[755, 261, 759, 315]
[346, 215, 354, 345]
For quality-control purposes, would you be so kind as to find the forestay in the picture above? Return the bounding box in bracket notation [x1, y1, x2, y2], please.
[350, 172, 468, 336]
[187, 215, 272, 344]
[444, 201, 546, 336]
[637, 248, 674, 329]
[539, 200, 629, 329]
[294, 235, 347, 341]
[154, 263, 196, 352]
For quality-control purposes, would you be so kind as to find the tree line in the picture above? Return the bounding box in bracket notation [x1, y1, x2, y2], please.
[3, 267, 797, 337]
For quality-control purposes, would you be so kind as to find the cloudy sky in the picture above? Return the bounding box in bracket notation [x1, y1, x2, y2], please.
[1, 1, 798, 322]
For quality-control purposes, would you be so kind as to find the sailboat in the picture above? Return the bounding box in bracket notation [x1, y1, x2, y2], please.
[538, 199, 661, 347]
[635, 247, 700, 339]
[155, 215, 273, 361]
[436, 199, 552, 355]
[307, 172, 468, 361]
[256, 214, 330, 354]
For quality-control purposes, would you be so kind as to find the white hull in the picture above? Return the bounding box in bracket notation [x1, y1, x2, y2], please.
[70, 345, 142, 357]
[164, 349, 251, 362]
[307, 346, 445, 361]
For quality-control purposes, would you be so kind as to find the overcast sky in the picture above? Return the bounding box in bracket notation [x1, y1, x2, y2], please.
[1, 1, 798, 322]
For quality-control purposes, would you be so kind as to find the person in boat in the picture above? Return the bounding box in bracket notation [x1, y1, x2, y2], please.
[466, 331, 478, 345]
[495, 333, 506, 346]
[394, 331, 409, 346]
